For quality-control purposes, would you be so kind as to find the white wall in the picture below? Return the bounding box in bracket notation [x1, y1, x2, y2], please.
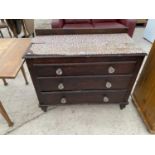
[144, 19, 155, 43]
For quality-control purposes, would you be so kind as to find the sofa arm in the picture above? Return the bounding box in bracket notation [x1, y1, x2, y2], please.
[51, 19, 64, 28]
[118, 19, 136, 37]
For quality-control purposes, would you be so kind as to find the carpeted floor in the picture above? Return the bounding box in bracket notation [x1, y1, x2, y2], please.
[0, 22, 152, 134]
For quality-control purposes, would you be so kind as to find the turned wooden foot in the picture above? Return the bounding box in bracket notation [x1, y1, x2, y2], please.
[120, 104, 126, 110]
[41, 106, 48, 112]
[21, 64, 29, 85]
[39, 105, 48, 112]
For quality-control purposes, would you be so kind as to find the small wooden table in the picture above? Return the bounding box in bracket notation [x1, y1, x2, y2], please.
[0, 38, 31, 126]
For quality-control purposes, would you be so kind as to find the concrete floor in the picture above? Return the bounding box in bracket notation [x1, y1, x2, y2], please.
[0, 21, 152, 134]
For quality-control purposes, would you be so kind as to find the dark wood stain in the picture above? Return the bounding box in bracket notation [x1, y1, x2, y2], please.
[132, 41, 155, 133]
[35, 28, 128, 36]
[37, 75, 132, 91]
[25, 55, 145, 112]
[41, 90, 129, 105]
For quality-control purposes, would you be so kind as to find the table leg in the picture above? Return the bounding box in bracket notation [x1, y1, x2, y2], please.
[21, 65, 29, 85]
[0, 30, 4, 37]
[12, 25, 18, 38]
[7, 27, 12, 38]
[2, 78, 8, 86]
[22, 20, 29, 37]
[0, 101, 14, 127]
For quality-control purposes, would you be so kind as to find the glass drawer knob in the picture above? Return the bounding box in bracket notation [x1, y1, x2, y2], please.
[103, 96, 109, 103]
[108, 66, 115, 74]
[56, 68, 63, 75]
[60, 97, 67, 104]
[58, 83, 64, 90]
[106, 81, 112, 88]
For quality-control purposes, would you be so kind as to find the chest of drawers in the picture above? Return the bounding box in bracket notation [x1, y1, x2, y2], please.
[25, 55, 144, 112]
[24, 34, 146, 112]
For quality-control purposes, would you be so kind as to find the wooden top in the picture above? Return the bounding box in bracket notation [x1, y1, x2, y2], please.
[0, 39, 31, 78]
[26, 34, 146, 57]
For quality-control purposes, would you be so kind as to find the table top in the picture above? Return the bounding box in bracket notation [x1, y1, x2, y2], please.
[27, 34, 146, 57]
[0, 38, 31, 78]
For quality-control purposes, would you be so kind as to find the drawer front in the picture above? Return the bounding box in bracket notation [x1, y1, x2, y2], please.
[37, 75, 132, 91]
[33, 61, 136, 77]
[40, 90, 128, 105]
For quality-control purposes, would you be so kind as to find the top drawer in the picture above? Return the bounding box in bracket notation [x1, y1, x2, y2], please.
[33, 61, 137, 77]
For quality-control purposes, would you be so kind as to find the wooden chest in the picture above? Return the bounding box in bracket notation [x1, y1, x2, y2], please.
[24, 34, 145, 112]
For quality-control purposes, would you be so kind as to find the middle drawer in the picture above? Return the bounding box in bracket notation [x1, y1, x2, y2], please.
[37, 75, 132, 91]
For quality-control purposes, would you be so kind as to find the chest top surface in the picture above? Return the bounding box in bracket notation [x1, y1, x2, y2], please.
[26, 34, 146, 56]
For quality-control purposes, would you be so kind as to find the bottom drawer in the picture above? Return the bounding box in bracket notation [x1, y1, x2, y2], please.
[40, 90, 129, 105]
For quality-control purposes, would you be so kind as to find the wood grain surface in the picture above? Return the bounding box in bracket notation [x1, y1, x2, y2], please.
[0, 39, 31, 78]
[26, 55, 144, 112]
[132, 41, 155, 133]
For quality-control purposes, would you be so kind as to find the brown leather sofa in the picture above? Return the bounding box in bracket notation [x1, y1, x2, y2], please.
[51, 19, 136, 37]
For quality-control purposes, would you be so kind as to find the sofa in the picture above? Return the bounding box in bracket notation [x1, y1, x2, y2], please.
[51, 19, 136, 37]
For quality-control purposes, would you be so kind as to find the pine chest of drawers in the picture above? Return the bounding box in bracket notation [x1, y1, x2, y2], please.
[24, 34, 146, 112]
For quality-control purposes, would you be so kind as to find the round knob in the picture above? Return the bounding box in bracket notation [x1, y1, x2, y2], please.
[106, 81, 112, 88]
[58, 83, 64, 90]
[103, 96, 109, 103]
[56, 68, 63, 75]
[108, 66, 115, 74]
[60, 97, 67, 104]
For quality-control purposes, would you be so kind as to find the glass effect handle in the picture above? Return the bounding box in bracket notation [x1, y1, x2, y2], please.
[60, 97, 67, 104]
[108, 66, 115, 74]
[106, 81, 112, 88]
[56, 68, 63, 75]
[103, 96, 109, 103]
[58, 83, 64, 90]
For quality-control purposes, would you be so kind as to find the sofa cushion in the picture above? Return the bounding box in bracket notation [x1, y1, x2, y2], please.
[64, 19, 91, 24]
[92, 19, 117, 23]
[63, 23, 93, 29]
[93, 22, 127, 29]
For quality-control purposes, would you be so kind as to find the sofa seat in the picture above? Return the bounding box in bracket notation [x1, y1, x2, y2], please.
[63, 23, 93, 29]
[93, 22, 127, 29]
